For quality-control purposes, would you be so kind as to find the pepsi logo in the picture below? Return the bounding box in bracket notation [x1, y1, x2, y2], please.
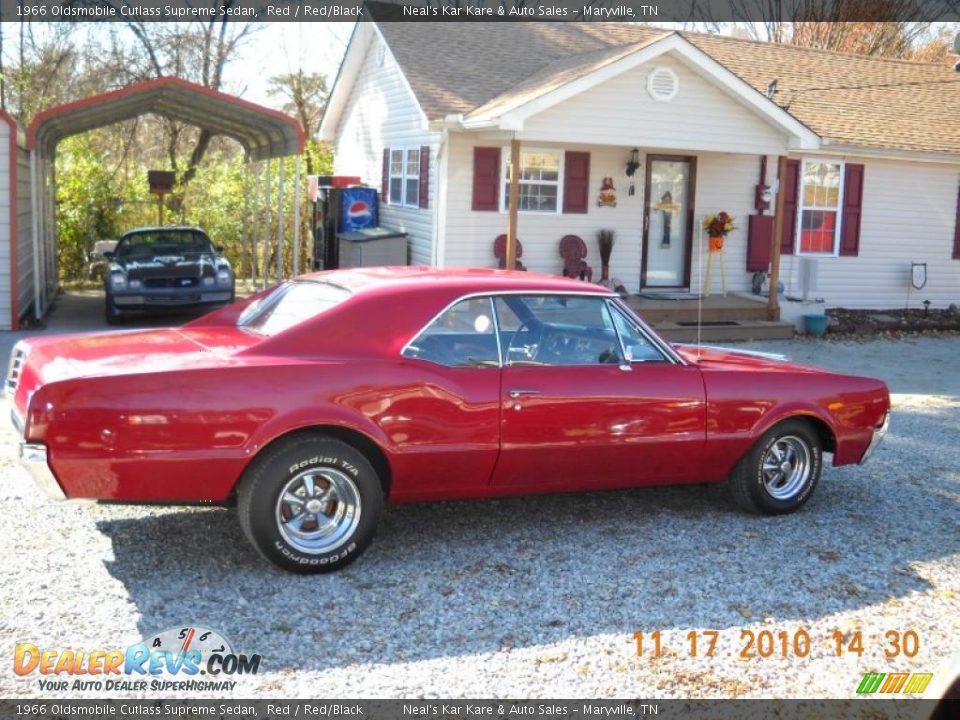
[347, 201, 372, 221]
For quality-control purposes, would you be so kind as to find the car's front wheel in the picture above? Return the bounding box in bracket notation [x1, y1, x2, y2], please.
[237, 434, 384, 573]
[728, 418, 822, 515]
[105, 297, 123, 325]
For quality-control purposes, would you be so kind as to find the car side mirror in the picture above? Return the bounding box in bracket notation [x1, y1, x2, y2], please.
[215, 245, 225, 253]
[103, 251, 114, 260]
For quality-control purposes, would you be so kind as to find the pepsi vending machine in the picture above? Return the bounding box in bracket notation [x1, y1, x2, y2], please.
[311, 179, 377, 270]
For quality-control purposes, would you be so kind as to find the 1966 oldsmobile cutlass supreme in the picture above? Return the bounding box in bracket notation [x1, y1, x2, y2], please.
[6, 268, 889, 573]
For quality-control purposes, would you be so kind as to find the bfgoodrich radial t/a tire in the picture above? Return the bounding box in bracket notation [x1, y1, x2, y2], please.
[237, 434, 384, 574]
[728, 418, 822, 515]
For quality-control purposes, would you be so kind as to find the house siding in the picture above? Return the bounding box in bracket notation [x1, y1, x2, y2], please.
[689, 152, 766, 296]
[443, 134, 643, 288]
[332, 31, 439, 266]
[780, 156, 960, 309]
[444, 133, 764, 295]
[520, 55, 789, 156]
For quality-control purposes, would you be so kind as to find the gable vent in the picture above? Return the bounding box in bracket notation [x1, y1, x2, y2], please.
[647, 67, 679, 102]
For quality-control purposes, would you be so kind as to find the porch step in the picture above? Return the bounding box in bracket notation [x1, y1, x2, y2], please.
[652, 319, 795, 342]
[628, 292, 769, 324]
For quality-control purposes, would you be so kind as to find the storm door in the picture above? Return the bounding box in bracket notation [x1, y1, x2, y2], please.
[641, 156, 696, 289]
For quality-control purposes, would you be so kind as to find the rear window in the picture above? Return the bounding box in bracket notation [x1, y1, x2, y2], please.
[238, 281, 351, 336]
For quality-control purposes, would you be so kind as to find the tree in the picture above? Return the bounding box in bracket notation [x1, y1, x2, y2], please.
[96, 3, 262, 186]
[268, 70, 330, 175]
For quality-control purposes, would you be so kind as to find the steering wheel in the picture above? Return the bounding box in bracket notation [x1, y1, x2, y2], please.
[506, 319, 544, 363]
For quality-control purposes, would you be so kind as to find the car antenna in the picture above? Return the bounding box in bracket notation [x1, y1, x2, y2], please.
[696, 215, 703, 361]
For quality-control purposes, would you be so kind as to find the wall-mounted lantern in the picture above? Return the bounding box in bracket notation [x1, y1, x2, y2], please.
[625, 148, 640, 177]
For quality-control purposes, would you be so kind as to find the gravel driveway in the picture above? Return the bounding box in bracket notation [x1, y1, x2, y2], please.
[1, 318, 957, 699]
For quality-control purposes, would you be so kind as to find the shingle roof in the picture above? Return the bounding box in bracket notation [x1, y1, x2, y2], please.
[372, 19, 960, 156]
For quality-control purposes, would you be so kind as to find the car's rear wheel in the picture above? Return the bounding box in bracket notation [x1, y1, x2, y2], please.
[728, 418, 822, 515]
[237, 434, 384, 574]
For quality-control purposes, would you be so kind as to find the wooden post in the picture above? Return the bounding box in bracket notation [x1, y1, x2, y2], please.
[505, 137, 520, 270]
[768, 155, 787, 321]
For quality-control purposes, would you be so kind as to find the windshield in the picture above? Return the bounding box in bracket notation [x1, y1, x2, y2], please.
[238, 281, 352, 336]
[115, 230, 215, 259]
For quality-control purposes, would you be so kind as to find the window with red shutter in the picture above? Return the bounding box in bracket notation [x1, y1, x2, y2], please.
[780, 158, 800, 255]
[839, 163, 864, 257]
[472, 147, 501, 211]
[419, 145, 429, 209]
[563, 151, 590, 214]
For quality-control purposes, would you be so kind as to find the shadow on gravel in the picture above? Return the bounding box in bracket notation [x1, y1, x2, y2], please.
[96, 407, 959, 672]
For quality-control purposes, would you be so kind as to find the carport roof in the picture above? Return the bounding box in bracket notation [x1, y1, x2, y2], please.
[28, 76, 304, 161]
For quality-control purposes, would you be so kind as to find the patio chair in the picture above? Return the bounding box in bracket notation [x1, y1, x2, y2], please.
[493, 234, 527, 270]
[559, 235, 593, 281]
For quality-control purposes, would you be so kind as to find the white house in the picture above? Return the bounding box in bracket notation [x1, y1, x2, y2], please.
[320, 19, 960, 310]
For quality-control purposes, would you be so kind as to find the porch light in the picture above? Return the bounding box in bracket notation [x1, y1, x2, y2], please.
[625, 148, 640, 177]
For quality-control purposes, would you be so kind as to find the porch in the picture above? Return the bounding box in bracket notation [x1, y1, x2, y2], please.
[625, 292, 794, 342]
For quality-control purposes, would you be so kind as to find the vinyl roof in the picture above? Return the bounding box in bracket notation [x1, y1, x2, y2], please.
[28, 76, 304, 161]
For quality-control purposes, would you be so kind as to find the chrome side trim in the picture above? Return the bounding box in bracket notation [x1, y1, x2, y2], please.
[859, 414, 890, 465]
[19, 443, 66, 500]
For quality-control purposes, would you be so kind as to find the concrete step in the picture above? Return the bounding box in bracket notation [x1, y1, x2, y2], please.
[652, 319, 795, 342]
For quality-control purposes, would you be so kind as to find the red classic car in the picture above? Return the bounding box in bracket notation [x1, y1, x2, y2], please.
[6, 268, 889, 573]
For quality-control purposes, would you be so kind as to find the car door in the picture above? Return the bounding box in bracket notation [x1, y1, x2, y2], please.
[392, 296, 503, 498]
[491, 295, 706, 491]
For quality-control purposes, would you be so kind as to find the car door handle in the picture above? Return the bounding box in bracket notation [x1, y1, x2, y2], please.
[509, 389, 541, 399]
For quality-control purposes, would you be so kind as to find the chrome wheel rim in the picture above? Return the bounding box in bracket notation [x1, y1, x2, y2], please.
[761, 435, 811, 500]
[275, 468, 361, 554]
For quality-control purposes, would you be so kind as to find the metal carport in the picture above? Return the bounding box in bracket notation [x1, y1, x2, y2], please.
[24, 75, 305, 322]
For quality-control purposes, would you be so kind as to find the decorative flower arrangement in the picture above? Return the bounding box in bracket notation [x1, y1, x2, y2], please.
[703, 211, 735, 251]
[704, 211, 735, 237]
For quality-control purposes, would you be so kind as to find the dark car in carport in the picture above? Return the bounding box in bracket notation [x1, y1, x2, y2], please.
[104, 226, 235, 324]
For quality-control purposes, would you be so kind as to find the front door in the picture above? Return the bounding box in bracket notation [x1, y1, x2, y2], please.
[642, 156, 696, 289]
[490, 295, 706, 491]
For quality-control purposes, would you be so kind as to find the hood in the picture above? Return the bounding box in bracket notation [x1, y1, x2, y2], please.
[673, 344, 826, 375]
[9, 327, 260, 420]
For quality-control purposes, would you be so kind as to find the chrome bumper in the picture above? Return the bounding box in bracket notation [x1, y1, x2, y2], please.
[859, 414, 890, 465]
[19, 443, 66, 500]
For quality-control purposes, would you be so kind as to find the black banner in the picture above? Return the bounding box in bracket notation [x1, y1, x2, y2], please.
[0, 0, 957, 23]
[0, 699, 955, 720]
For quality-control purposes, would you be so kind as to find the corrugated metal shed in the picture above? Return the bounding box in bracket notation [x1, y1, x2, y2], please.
[28, 76, 304, 160]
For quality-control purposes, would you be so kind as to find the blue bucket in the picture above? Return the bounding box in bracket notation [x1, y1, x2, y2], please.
[803, 313, 829, 337]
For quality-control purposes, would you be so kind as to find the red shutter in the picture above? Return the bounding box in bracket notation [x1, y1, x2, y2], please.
[472, 147, 501, 211]
[381, 148, 389, 202]
[562, 151, 590, 214]
[839, 163, 865, 257]
[953, 183, 960, 259]
[780, 158, 800, 255]
[419, 145, 430, 209]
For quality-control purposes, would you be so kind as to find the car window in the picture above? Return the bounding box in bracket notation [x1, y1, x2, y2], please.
[402, 297, 499, 367]
[495, 295, 623, 366]
[238, 281, 351, 336]
[115, 230, 215, 258]
[609, 304, 668, 363]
